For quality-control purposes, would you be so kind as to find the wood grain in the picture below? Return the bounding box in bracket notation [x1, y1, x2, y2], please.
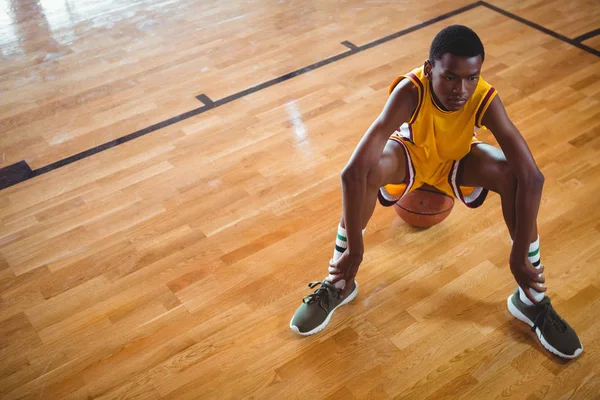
[1, 0, 599, 399]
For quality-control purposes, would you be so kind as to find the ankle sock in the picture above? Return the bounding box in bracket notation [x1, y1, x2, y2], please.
[517, 236, 545, 305]
[327, 224, 364, 289]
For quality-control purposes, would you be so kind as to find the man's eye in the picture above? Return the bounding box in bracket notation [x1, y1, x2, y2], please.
[470, 76, 479, 81]
[445, 76, 454, 81]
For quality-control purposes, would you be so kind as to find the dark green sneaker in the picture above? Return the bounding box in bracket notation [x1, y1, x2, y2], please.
[289, 280, 358, 336]
[507, 289, 583, 359]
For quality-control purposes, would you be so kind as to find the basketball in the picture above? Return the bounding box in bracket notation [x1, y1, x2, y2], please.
[393, 186, 454, 228]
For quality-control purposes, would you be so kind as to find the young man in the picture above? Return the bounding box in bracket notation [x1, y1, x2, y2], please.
[290, 25, 583, 359]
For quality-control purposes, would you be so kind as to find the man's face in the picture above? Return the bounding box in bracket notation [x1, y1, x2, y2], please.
[425, 53, 483, 111]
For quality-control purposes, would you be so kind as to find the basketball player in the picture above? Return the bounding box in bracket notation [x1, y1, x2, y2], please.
[290, 25, 582, 359]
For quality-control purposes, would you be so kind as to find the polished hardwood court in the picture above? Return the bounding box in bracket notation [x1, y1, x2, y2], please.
[1, 0, 599, 398]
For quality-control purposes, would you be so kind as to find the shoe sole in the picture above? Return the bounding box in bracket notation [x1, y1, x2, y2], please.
[289, 281, 359, 336]
[506, 293, 583, 359]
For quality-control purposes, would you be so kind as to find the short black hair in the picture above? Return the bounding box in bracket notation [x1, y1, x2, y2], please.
[429, 25, 485, 65]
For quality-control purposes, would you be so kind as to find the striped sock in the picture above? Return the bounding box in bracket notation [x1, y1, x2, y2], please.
[333, 225, 348, 262]
[518, 236, 545, 305]
[326, 224, 364, 289]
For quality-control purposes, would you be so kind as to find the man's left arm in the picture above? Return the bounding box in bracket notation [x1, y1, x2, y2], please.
[481, 95, 547, 296]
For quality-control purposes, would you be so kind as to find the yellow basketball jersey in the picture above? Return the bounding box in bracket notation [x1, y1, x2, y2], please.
[389, 66, 497, 163]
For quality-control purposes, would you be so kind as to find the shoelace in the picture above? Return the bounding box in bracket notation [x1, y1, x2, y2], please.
[532, 302, 567, 334]
[302, 281, 336, 313]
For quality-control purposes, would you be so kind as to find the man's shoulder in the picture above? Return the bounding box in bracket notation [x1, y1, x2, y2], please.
[389, 77, 420, 112]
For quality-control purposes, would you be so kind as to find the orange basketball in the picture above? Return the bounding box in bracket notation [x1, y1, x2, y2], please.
[393, 186, 454, 228]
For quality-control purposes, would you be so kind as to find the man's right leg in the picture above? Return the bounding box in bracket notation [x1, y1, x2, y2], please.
[290, 138, 409, 336]
[327, 139, 409, 288]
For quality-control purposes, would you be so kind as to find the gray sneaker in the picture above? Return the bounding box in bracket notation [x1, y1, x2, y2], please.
[289, 280, 359, 336]
[507, 288, 583, 359]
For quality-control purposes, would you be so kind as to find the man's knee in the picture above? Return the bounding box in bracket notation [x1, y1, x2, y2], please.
[493, 159, 517, 196]
[366, 162, 385, 190]
[375, 142, 406, 186]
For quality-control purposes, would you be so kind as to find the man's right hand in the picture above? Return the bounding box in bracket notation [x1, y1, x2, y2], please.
[329, 247, 364, 298]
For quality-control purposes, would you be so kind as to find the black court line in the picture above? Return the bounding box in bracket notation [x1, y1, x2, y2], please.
[31, 105, 213, 177]
[0, 1, 481, 190]
[480, 2, 600, 57]
[1, 0, 599, 191]
[573, 28, 600, 43]
[196, 94, 215, 108]
[341, 41, 359, 51]
[357, 1, 481, 52]
[0, 161, 32, 190]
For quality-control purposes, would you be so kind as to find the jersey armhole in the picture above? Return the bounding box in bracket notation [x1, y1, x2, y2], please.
[389, 74, 423, 124]
[475, 87, 498, 128]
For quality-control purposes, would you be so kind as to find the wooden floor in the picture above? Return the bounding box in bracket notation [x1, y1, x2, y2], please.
[1, 0, 600, 398]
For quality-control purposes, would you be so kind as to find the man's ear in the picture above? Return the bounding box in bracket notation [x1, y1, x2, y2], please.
[424, 60, 433, 78]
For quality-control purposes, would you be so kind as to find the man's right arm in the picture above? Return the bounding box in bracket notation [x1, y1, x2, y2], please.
[339, 78, 419, 265]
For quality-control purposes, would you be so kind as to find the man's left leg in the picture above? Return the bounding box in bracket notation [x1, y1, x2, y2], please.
[457, 143, 583, 359]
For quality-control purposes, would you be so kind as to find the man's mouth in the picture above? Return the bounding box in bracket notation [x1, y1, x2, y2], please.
[448, 97, 466, 105]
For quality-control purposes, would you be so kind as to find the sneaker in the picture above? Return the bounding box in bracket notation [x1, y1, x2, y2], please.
[289, 280, 359, 336]
[507, 288, 583, 359]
